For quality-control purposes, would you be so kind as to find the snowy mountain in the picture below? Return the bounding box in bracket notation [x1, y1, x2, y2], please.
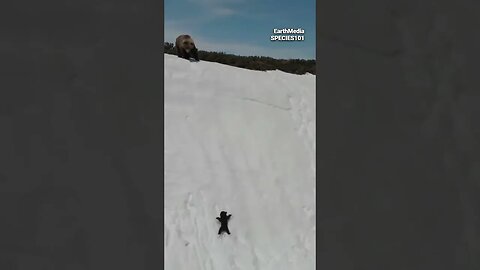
[164, 54, 316, 270]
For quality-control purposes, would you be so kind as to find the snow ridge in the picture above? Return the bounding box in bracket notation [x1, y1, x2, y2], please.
[164, 54, 315, 270]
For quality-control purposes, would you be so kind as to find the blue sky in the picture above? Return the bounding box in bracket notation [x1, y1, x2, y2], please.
[165, 0, 315, 60]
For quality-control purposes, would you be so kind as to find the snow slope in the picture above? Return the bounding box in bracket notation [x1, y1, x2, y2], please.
[164, 54, 315, 270]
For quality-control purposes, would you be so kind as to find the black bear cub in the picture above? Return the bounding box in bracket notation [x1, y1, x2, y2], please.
[216, 211, 231, 235]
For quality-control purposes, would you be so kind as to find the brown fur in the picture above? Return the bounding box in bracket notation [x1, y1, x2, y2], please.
[175, 34, 199, 61]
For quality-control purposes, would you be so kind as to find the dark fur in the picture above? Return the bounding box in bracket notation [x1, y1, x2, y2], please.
[216, 211, 231, 235]
[175, 34, 199, 61]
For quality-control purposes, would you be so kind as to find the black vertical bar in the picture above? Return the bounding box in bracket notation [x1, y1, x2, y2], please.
[0, 0, 164, 269]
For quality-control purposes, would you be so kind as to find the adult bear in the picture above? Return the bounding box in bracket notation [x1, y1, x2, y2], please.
[175, 34, 199, 61]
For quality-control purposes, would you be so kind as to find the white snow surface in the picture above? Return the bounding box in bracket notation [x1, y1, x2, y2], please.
[164, 54, 316, 270]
